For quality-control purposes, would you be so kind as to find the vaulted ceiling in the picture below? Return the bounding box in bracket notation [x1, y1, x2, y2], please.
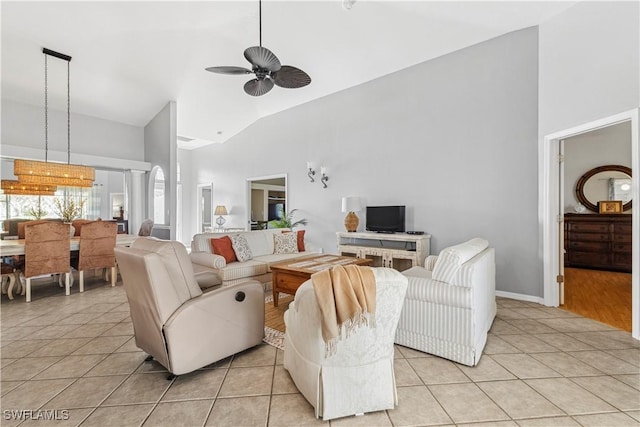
[1, 1, 577, 149]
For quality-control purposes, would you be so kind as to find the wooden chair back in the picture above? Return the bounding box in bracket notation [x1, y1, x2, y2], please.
[24, 222, 70, 279]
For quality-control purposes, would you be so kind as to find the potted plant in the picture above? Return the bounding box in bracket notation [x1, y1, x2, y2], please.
[26, 201, 48, 220]
[53, 197, 86, 223]
[269, 209, 307, 229]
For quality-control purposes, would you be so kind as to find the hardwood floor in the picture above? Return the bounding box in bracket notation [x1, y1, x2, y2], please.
[264, 295, 293, 332]
[562, 267, 632, 332]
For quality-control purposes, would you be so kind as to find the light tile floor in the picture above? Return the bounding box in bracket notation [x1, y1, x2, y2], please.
[1, 276, 639, 426]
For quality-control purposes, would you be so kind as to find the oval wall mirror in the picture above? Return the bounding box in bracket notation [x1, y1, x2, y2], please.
[575, 164, 632, 212]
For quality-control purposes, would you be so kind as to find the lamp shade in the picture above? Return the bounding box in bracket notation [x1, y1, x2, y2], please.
[341, 196, 361, 213]
[214, 205, 228, 216]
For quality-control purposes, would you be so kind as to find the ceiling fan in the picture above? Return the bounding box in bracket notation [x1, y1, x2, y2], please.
[205, 0, 311, 96]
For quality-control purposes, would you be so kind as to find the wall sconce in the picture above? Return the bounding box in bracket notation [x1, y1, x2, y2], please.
[320, 166, 329, 188]
[306, 161, 316, 183]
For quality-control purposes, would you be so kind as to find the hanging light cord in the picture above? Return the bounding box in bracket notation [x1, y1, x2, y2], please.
[67, 60, 71, 165]
[44, 53, 48, 162]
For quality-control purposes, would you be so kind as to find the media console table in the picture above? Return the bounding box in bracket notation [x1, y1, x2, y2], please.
[337, 231, 431, 272]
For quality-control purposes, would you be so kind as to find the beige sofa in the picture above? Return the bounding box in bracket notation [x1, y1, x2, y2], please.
[190, 228, 315, 289]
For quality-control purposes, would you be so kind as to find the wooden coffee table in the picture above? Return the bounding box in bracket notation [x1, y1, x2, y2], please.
[270, 254, 373, 307]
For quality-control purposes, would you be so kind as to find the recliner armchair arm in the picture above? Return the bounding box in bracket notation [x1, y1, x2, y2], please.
[162, 280, 264, 375]
[190, 252, 226, 269]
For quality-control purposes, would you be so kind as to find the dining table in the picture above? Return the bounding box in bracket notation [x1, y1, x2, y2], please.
[0, 234, 138, 256]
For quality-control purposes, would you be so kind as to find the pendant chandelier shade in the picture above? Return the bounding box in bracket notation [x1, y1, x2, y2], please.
[1, 180, 57, 196]
[14, 159, 95, 188]
[7, 47, 95, 193]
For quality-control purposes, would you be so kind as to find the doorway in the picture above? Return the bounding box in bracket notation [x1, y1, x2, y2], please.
[540, 109, 639, 340]
[197, 183, 213, 233]
[246, 174, 287, 230]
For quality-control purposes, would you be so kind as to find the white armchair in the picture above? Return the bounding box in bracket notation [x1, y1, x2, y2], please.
[283, 268, 408, 421]
[395, 238, 496, 366]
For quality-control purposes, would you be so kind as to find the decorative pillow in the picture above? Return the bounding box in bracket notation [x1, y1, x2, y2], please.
[211, 236, 237, 264]
[284, 230, 306, 252]
[296, 230, 305, 252]
[274, 232, 299, 254]
[230, 234, 253, 262]
[432, 238, 489, 283]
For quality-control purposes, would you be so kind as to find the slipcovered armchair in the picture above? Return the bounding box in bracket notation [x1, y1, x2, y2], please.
[284, 268, 408, 421]
[114, 238, 265, 377]
[395, 238, 496, 366]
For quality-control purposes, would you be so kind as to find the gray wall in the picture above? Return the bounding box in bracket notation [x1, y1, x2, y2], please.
[144, 101, 177, 239]
[539, 1, 639, 137]
[1, 99, 144, 161]
[183, 27, 540, 296]
[563, 122, 632, 212]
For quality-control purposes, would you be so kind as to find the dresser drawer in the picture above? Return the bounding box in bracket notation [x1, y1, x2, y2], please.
[568, 222, 610, 233]
[612, 242, 632, 253]
[569, 232, 610, 242]
[568, 251, 610, 267]
[613, 253, 632, 269]
[568, 241, 610, 252]
[613, 233, 632, 243]
[614, 223, 632, 234]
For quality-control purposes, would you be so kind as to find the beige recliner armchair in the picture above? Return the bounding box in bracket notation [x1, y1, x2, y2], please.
[114, 237, 265, 377]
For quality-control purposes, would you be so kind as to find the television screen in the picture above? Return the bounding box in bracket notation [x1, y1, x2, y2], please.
[366, 206, 405, 233]
[268, 203, 285, 221]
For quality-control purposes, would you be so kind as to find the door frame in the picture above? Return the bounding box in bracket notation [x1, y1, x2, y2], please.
[196, 183, 213, 233]
[246, 173, 288, 229]
[540, 109, 639, 339]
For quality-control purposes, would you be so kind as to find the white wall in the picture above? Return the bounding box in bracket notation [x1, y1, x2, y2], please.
[1, 99, 144, 161]
[144, 101, 177, 239]
[563, 122, 632, 212]
[182, 27, 540, 295]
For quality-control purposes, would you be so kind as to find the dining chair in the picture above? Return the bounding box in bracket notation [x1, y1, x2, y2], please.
[138, 219, 154, 236]
[73, 220, 118, 292]
[1, 262, 16, 299]
[23, 221, 71, 302]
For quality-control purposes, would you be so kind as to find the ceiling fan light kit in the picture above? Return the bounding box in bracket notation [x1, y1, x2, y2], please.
[205, 0, 311, 96]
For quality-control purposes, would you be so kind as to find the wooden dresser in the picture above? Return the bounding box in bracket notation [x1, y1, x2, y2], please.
[564, 213, 632, 273]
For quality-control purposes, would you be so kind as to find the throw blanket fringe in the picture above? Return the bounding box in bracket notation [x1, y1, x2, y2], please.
[312, 264, 376, 357]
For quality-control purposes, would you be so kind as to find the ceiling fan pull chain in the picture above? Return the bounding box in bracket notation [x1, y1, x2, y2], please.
[259, 0, 262, 47]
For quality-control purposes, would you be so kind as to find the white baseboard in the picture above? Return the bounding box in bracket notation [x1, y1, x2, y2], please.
[495, 290, 545, 305]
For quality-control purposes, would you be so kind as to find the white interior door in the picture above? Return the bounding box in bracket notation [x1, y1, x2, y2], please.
[558, 139, 565, 305]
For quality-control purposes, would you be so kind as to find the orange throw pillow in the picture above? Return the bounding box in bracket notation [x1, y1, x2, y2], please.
[211, 236, 237, 263]
[297, 230, 305, 252]
[283, 230, 306, 252]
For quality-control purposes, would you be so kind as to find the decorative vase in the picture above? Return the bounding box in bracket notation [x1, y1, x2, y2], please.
[574, 203, 586, 213]
[65, 223, 76, 237]
[344, 212, 359, 232]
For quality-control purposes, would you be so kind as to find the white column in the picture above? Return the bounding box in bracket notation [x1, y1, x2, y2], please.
[127, 170, 146, 235]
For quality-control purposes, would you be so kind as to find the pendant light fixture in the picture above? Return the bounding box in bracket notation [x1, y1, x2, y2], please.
[13, 48, 95, 188]
[0, 181, 56, 196]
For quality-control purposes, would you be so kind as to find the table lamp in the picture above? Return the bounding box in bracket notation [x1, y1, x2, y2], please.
[341, 196, 361, 232]
[214, 205, 228, 227]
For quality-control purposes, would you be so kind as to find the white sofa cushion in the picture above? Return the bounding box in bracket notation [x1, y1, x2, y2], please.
[254, 252, 312, 267]
[432, 238, 489, 283]
[218, 259, 269, 282]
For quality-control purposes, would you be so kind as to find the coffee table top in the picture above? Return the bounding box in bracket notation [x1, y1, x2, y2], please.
[270, 254, 372, 275]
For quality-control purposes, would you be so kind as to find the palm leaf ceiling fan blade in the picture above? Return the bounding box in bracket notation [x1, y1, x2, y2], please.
[205, 66, 252, 75]
[244, 78, 274, 96]
[204, 0, 310, 96]
[273, 66, 311, 88]
[244, 46, 281, 72]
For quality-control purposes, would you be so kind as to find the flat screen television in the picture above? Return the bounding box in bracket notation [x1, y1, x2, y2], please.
[366, 205, 406, 233]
